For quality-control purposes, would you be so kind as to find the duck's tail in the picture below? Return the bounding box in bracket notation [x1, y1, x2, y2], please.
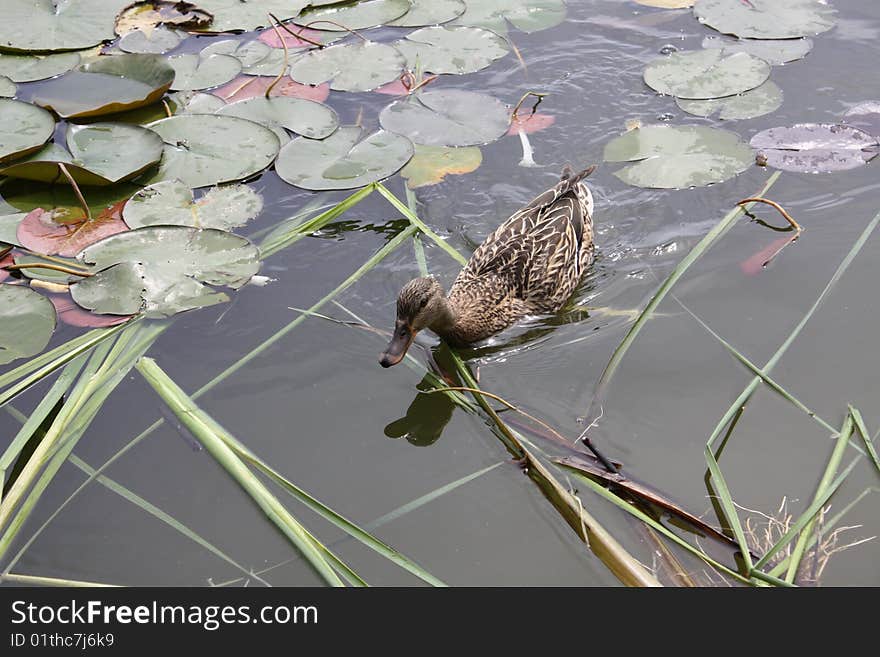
[560, 164, 597, 188]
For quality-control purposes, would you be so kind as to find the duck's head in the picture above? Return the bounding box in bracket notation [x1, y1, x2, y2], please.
[380, 276, 453, 368]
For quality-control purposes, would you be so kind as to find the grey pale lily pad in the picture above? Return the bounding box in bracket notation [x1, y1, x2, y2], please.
[217, 97, 339, 145]
[146, 114, 281, 188]
[750, 124, 879, 173]
[118, 26, 185, 54]
[0, 77, 14, 98]
[0, 285, 56, 365]
[295, 0, 412, 31]
[388, 0, 466, 27]
[693, 0, 837, 40]
[72, 226, 261, 317]
[0, 99, 55, 164]
[393, 26, 509, 75]
[0, 0, 130, 52]
[379, 89, 510, 147]
[31, 54, 175, 118]
[201, 39, 285, 75]
[844, 102, 880, 141]
[124, 180, 263, 230]
[168, 53, 242, 91]
[676, 80, 783, 120]
[0, 51, 81, 82]
[702, 35, 813, 65]
[644, 49, 770, 100]
[289, 41, 405, 92]
[452, 0, 566, 34]
[603, 124, 754, 189]
[193, 0, 309, 32]
[168, 91, 226, 114]
[276, 127, 414, 191]
[0, 213, 27, 246]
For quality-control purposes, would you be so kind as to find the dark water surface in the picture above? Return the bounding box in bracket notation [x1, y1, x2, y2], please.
[2, 0, 879, 586]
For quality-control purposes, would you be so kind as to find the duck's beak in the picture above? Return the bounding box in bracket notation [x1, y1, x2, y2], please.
[380, 320, 416, 368]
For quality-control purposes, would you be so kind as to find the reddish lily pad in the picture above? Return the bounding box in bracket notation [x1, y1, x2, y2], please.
[51, 295, 132, 327]
[212, 75, 330, 103]
[17, 202, 129, 258]
[507, 113, 555, 135]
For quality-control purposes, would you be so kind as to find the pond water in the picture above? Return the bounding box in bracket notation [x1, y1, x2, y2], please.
[2, 0, 879, 587]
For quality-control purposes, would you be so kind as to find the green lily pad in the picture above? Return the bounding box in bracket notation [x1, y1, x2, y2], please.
[0, 0, 130, 53]
[200, 40, 288, 77]
[145, 114, 280, 188]
[0, 123, 164, 186]
[31, 54, 175, 118]
[0, 213, 26, 246]
[603, 124, 754, 189]
[0, 285, 56, 365]
[401, 144, 482, 188]
[124, 180, 263, 230]
[379, 89, 510, 147]
[0, 51, 81, 82]
[702, 35, 813, 65]
[118, 26, 185, 54]
[0, 77, 14, 97]
[693, 0, 836, 40]
[295, 0, 412, 31]
[193, 0, 310, 32]
[276, 126, 414, 191]
[168, 90, 226, 114]
[676, 80, 783, 119]
[388, 0, 466, 27]
[13, 253, 95, 283]
[217, 96, 339, 145]
[289, 41, 404, 92]
[0, 99, 55, 164]
[168, 53, 242, 91]
[393, 26, 509, 75]
[72, 226, 261, 317]
[115, 1, 212, 35]
[452, 0, 566, 34]
[644, 49, 770, 100]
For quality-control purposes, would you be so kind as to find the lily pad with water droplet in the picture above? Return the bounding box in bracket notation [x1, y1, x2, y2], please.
[843, 102, 880, 141]
[124, 180, 263, 230]
[0, 99, 55, 164]
[0, 122, 164, 186]
[217, 96, 339, 145]
[193, 0, 310, 32]
[749, 123, 879, 173]
[276, 126, 414, 191]
[0, 285, 56, 365]
[693, 0, 836, 40]
[393, 26, 509, 75]
[72, 225, 261, 317]
[30, 54, 175, 118]
[289, 41, 405, 92]
[702, 35, 812, 65]
[295, 0, 412, 31]
[118, 26, 185, 54]
[676, 80, 783, 120]
[388, 0, 466, 27]
[452, 0, 566, 34]
[0, 0, 130, 53]
[379, 89, 510, 147]
[604, 124, 754, 188]
[168, 53, 241, 91]
[644, 49, 770, 100]
[0, 51, 82, 82]
[145, 114, 280, 188]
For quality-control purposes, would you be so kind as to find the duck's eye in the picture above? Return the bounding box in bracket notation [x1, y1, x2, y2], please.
[418, 297, 429, 310]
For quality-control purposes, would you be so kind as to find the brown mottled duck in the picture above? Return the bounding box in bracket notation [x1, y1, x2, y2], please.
[380, 164, 597, 367]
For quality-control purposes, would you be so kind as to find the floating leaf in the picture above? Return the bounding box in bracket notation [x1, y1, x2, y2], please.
[0, 213, 26, 246]
[0, 123, 164, 186]
[202, 39, 279, 72]
[0, 77, 14, 98]
[289, 41, 405, 92]
[452, 0, 566, 34]
[12, 253, 95, 284]
[118, 26, 185, 54]
[193, 0, 308, 32]
[145, 114, 280, 188]
[257, 26, 343, 50]
[116, 1, 212, 35]
[676, 80, 783, 119]
[393, 26, 508, 75]
[507, 112, 555, 135]
[0, 0, 130, 53]
[702, 35, 812, 65]
[217, 97, 339, 145]
[51, 295, 132, 328]
[379, 89, 510, 147]
[124, 180, 263, 230]
[295, 0, 412, 31]
[749, 124, 879, 173]
[0, 99, 55, 164]
[635, 0, 694, 7]
[276, 126, 414, 191]
[17, 203, 128, 258]
[31, 54, 175, 118]
[644, 49, 770, 99]
[72, 226, 261, 317]
[0, 183, 137, 223]
[388, 0, 467, 27]
[401, 144, 482, 188]
[213, 75, 330, 103]
[0, 51, 81, 82]
[843, 102, 880, 141]
[693, 0, 836, 40]
[0, 251, 12, 282]
[603, 124, 754, 188]
[168, 53, 242, 91]
[0, 285, 56, 365]
[168, 90, 226, 114]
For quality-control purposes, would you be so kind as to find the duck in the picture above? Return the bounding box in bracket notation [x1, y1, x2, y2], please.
[380, 164, 597, 367]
